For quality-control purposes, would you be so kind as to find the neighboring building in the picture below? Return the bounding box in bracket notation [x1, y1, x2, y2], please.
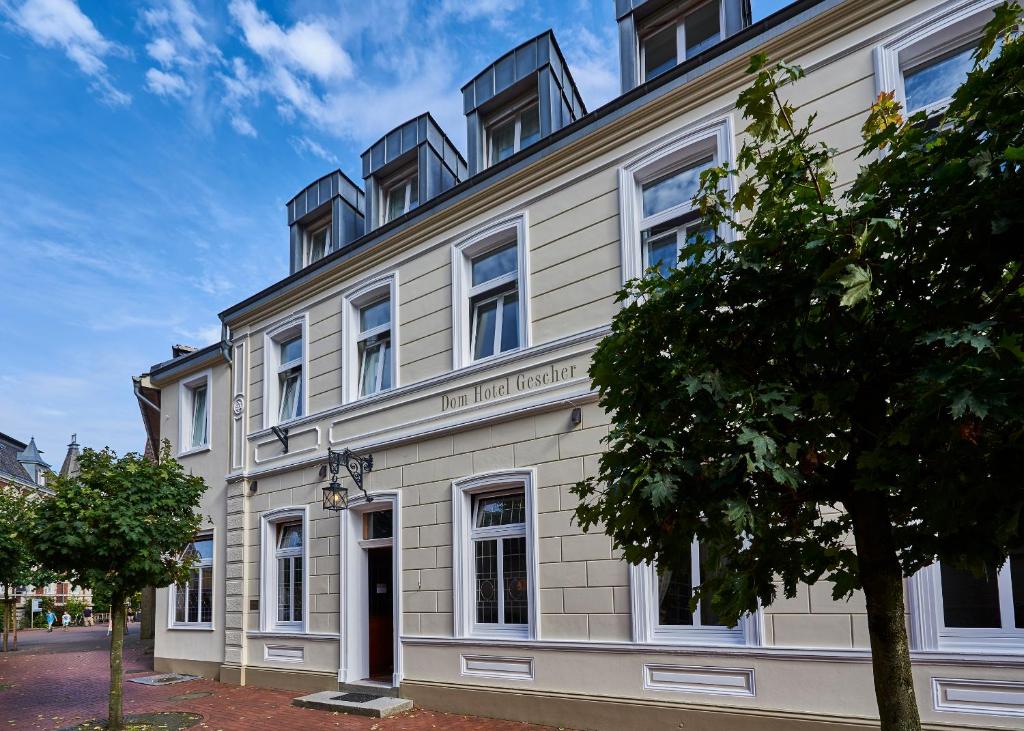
[136, 1, 1023, 728]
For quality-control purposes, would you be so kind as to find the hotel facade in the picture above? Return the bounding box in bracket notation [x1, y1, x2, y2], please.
[136, 0, 1024, 728]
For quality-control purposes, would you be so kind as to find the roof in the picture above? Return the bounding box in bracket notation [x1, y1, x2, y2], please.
[16, 436, 49, 468]
[59, 435, 81, 478]
[148, 341, 228, 383]
[0, 436, 34, 486]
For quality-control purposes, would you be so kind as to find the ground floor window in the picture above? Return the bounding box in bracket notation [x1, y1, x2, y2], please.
[171, 533, 213, 627]
[260, 507, 307, 632]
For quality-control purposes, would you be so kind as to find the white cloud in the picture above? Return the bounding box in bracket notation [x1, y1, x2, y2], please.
[562, 26, 619, 110]
[290, 136, 339, 165]
[228, 0, 353, 82]
[174, 323, 221, 345]
[3, 0, 130, 105]
[145, 67, 189, 97]
[230, 114, 257, 137]
[145, 36, 176, 65]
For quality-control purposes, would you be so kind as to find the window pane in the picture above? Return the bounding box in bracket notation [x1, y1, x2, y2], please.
[503, 536, 528, 625]
[941, 562, 1001, 628]
[1011, 549, 1024, 629]
[175, 581, 186, 623]
[380, 339, 392, 391]
[309, 227, 329, 262]
[277, 522, 302, 550]
[499, 293, 519, 353]
[682, 224, 717, 267]
[685, 1, 721, 57]
[471, 244, 518, 286]
[642, 157, 713, 218]
[365, 510, 393, 540]
[473, 299, 498, 360]
[490, 118, 516, 163]
[359, 298, 390, 332]
[187, 569, 200, 623]
[192, 536, 213, 561]
[658, 562, 694, 626]
[280, 336, 302, 364]
[645, 231, 678, 277]
[520, 105, 540, 149]
[385, 183, 407, 222]
[644, 24, 677, 81]
[697, 542, 722, 626]
[278, 557, 290, 622]
[279, 371, 300, 421]
[200, 566, 212, 624]
[359, 341, 382, 396]
[475, 492, 525, 528]
[475, 539, 499, 624]
[190, 385, 208, 448]
[293, 557, 302, 618]
[904, 44, 975, 113]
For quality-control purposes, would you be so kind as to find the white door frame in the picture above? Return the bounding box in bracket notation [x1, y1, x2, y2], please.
[338, 490, 403, 687]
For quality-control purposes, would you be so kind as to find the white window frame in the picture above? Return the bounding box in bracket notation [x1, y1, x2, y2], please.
[381, 167, 418, 225]
[168, 531, 214, 630]
[259, 506, 309, 633]
[305, 220, 332, 266]
[484, 96, 541, 167]
[619, 116, 734, 284]
[177, 369, 212, 457]
[638, 0, 724, 83]
[341, 273, 399, 403]
[874, 0, 998, 118]
[451, 213, 530, 370]
[629, 540, 762, 647]
[452, 469, 539, 640]
[263, 315, 308, 429]
[909, 558, 1024, 654]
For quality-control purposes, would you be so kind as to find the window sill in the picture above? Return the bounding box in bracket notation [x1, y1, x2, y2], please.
[650, 628, 747, 647]
[248, 630, 337, 641]
[168, 623, 214, 631]
[177, 445, 211, 458]
[467, 625, 531, 641]
[465, 344, 526, 370]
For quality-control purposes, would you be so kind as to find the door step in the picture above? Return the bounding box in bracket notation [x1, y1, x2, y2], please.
[340, 679, 400, 698]
[293, 690, 413, 718]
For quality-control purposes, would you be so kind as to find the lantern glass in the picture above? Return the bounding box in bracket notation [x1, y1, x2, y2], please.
[323, 481, 346, 511]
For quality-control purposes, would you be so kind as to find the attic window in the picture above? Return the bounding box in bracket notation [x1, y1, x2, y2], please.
[641, 1, 722, 82]
[486, 97, 541, 166]
[382, 168, 418, 224]
[306, 222, 331, 265]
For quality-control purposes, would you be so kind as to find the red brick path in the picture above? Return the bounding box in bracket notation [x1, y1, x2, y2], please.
[0, 636, 561, 731]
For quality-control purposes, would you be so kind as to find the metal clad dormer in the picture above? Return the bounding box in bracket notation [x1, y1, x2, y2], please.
[360, 113, 467, 233]
[617, 0, 752, 93]
[287, 170, 365, 274]
[462, 30, 586, 176]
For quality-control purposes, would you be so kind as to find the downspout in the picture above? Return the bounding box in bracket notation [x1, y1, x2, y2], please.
[132, 377, 160, 414]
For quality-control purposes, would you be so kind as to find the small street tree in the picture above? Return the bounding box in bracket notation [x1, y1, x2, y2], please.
[31, 443, 205, 731]
[0, 486, 34, 652]
[573, 7, 1023, 731]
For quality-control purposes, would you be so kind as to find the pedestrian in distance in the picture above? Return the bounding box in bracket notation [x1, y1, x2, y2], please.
[45, 609, 56, 632]
[83, 606, 93, 626]
[61, 611, 71, 631]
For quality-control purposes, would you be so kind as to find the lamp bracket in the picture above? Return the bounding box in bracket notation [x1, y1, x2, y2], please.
[271, 426, 289, 453]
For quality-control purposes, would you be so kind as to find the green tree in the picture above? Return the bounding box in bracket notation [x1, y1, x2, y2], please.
[573, 7, 1023, 731]
[31, 443, 206, 730]
[0, 487, 54, 651]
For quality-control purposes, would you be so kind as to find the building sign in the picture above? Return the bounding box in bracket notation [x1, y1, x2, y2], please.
[441, 361, 581, 412]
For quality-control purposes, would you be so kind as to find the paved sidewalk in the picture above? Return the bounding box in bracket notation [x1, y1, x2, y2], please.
[0, 633, 562, 731]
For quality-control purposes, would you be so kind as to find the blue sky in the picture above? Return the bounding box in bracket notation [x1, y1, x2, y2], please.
[0, 0, 791, 460]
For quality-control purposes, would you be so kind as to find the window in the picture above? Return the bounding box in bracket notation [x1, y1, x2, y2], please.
[641, 1, 721, 82]
[178, 370, 211, 455]
[874, 1, 997, 119]
[620, 118, 731, 283]
[260, 508, 307, 632]
[630, 539, 759, 645]
[171, 533, 213, 628]
[382, 169, 418, 224]
[265, 318, 306, 427]
[342, 274, 398, 402]
[452, 470, 538, 639]
[357, 298, 392, 397]
[453, 216, 529, 369]
[306, 222, 331, 265]
[486, 100, 541, 165]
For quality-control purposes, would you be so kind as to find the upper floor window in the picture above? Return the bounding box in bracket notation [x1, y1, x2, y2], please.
[357, 297, 393, 397]
[452, 470, 538, 640]
[172, 533, 213, 628]
[486, 99, 541, 166]
[265, 318, 306, 427]
[306, 221, 331, 265]
[383, 168, 418, 224]
[641, 156, 715, 277]
[178, 370, 211, 455]
[641, 1, 721, 82]
[470, 244, 520, 361]
[260, 508, 307, 632]
[942, 550, 1023, 632]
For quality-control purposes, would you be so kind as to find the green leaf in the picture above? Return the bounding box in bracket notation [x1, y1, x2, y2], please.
[837, 264, 872, 307]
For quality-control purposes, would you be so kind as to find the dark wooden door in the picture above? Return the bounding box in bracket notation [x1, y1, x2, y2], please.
[366, 547, 393, 680]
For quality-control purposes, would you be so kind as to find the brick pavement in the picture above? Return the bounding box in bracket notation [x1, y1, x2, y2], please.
[0, 634, 563, 731]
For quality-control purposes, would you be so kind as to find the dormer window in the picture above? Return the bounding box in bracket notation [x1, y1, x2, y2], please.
[486, 99, 541, 166]
[641, 1, 722, 83]
[383, 168, 418, 224]
[306, 222, 331, 265]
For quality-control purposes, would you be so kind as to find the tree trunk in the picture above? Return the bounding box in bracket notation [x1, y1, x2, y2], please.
[108, 596, 126, 730]
[2, 591, 9, 653]
[12, 596, 18, 650]
[849, 492, 921, 731]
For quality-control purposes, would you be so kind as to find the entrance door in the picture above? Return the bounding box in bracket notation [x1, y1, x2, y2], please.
[366, 546, 393, 680]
